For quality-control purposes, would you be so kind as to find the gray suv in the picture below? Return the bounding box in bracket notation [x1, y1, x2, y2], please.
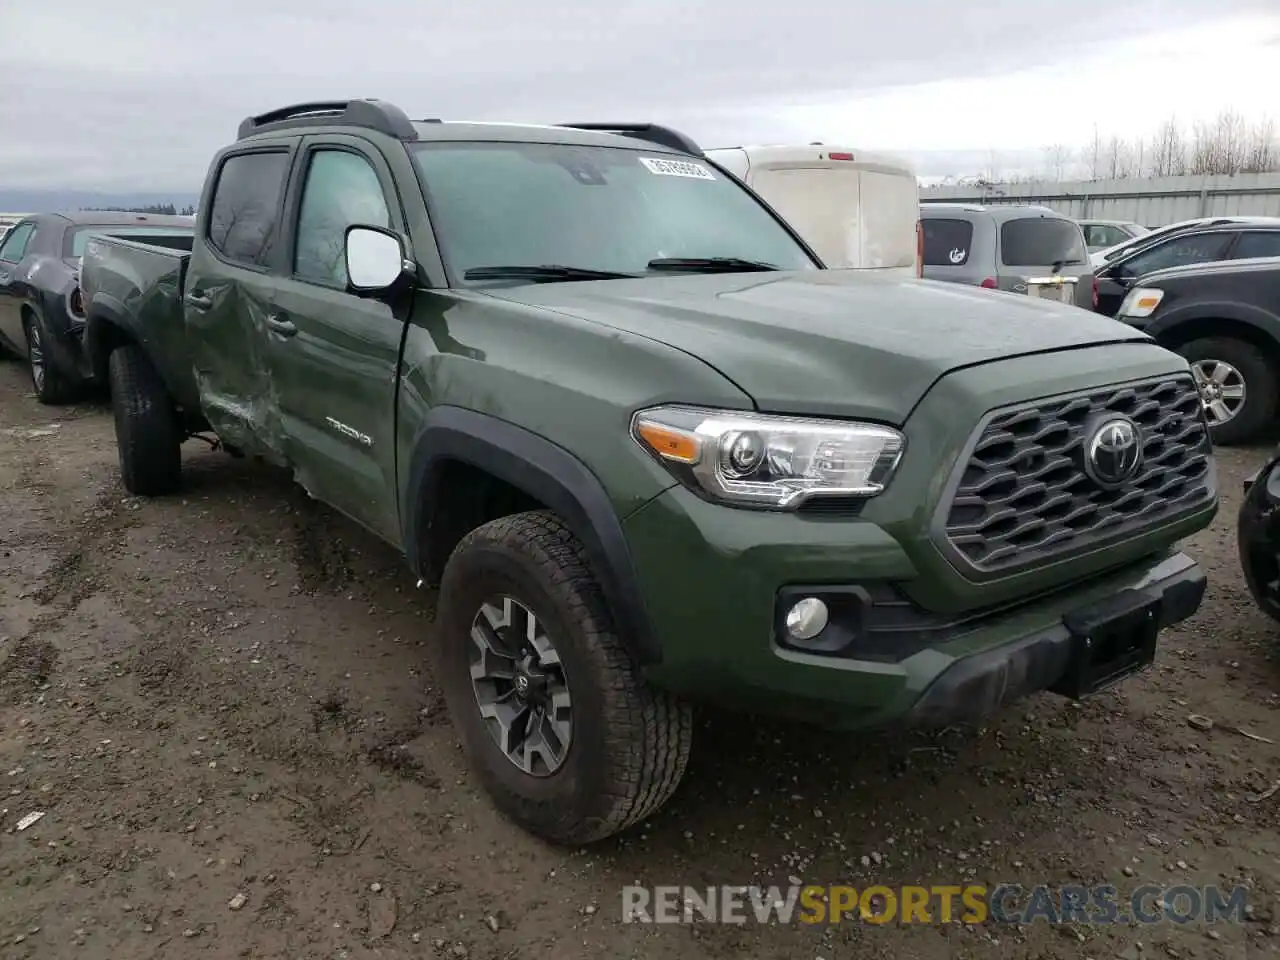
[919, 204, 1096, 311]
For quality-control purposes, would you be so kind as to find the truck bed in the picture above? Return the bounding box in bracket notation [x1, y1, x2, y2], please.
[79, 233, 201, 408]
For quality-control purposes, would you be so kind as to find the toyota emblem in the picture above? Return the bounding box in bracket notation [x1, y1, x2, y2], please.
[1083, 416, 1143, 488]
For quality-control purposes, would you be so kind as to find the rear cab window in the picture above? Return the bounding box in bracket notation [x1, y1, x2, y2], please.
[921, 218, 973, 266]
[206, 151, 292, 267]
[1000, 218, 1087, 268]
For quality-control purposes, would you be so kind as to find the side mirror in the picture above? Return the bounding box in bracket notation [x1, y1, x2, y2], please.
[345, 225, 409, 293]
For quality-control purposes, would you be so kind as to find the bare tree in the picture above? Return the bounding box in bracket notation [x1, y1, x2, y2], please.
[1190, 109, 1250, 175]
[1104, 136, 1138, 179]
[1244, 118, 1278, 173]
[1148, 117, 1187, 177]
[1042, 143, 1073, 181]
[1086, 125, 1103, 180]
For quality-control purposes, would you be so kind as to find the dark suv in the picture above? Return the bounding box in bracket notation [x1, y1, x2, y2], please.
[1094, 218, 1280, 317]
[919, 204, 1095, 310]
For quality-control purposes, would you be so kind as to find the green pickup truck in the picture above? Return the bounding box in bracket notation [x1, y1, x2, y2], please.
[78, 99, 1218, 845]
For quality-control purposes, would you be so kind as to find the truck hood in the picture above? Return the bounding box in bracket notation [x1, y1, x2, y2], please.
[486, 270, 1154, 423]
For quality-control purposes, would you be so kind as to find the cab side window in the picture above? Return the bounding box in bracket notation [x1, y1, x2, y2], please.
[0, 222, 36, 263]
[294, 150, 391, 288]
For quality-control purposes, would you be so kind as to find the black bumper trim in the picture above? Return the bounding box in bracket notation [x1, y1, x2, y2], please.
[902, 554, 1206, 727]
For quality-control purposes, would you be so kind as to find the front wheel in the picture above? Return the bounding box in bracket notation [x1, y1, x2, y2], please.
[1177, 337, 1278, 446]
[432, 510, 692, 844]
[108, 344, 183, 496]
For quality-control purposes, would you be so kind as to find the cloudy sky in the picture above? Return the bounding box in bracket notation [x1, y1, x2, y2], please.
[1, 0, 1278, 191]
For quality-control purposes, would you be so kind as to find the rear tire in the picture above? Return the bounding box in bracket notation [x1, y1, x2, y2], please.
[25, 314, 77, 405]
[108, 344, 183, 496]
[432, 509, 692, 844]
[1176, 337, 1277, 446]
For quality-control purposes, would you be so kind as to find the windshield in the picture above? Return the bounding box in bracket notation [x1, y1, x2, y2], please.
[999, 218, 1087, 267]
[409, 142, 818, 282]
[65, 225, 193, 258]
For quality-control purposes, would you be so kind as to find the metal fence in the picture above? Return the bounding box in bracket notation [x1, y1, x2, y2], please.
[919, 173, 1280, 227]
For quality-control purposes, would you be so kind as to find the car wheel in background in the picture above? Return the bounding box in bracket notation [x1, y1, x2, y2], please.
[1177, 337, 1277, 446]
[24, 313, 77, 405]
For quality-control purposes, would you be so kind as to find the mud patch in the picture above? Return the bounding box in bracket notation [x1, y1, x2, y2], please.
[367, 739, 441, 789]
[291, 506, 353, 593]
[0, 637, 57, 703]
[128, 632, 191, 694]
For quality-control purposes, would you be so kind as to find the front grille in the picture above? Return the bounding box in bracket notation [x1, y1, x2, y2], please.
[938, 374, 1213, 575]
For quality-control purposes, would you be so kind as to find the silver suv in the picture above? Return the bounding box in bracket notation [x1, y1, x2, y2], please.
[919, 204, 1096, 311]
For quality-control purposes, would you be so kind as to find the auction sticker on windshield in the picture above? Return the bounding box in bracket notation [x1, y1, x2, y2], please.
[639, 157, 717, 180]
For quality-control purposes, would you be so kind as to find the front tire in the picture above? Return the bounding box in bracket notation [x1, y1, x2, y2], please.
[1177, 337, 1277, 446]
[433, 510, 692, 844]
[25, 314, 77, 405]
[108, 344, 183, 496]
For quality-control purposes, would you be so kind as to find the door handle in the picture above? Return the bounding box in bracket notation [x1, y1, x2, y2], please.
[265, 313, 297, 337]
[0, 273, 10, 285]
[185, 292, 213, 310]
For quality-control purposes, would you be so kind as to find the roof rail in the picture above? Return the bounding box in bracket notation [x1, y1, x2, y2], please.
[237, 99, 419, 141]
[556, 122, 702, 156]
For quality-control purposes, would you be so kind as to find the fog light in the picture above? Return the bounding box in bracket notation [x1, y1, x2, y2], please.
[785, 597, 829, 641]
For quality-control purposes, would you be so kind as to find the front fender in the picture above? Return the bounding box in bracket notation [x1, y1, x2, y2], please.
[1148, 300, 1280, 344]
[403, 405, 662, 665]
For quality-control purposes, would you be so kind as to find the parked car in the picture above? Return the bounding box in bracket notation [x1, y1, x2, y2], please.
[80, 98, 1217, 845]
[1094, 218, 1280, 318]
[1239, 445, 1280, 622]
[0, 211, 194, 402]
[1090, 216, 1279, 268]
[1112, 255, 1280, 444]
[1079, 219, 1149, 253]
[918, 203, 1096, 309]
[706, 144, 921, 276]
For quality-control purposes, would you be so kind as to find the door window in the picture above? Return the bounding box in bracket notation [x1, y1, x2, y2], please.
[0, 222, 36, 263]
[1083, 224, 1127, 248]
[920, 218, 974, 266]
[1232, 231, 1280, 260]
[1117, 232, 1233, 278]
[206, 151, 290, 267]
[294, 150, 392, 287]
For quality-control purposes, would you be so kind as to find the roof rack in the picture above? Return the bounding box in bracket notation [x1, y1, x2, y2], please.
[556, 122, 702, 156]
[237, 99, 419, 141]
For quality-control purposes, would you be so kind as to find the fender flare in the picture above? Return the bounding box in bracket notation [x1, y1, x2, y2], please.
[1148, 300, 1280, 346]
[402, 405, 661, 665]
[83, 295, 138, 381]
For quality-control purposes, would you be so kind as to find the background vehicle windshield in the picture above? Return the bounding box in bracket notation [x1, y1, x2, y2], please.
[1000, 218, 1087, 267]
[410, 142, 819, 280]
[65, 225, 193, 258]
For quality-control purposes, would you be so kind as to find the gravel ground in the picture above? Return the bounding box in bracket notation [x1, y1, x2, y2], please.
[1, 359, 1279, 960]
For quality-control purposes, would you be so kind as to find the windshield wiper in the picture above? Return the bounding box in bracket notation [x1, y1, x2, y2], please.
[646, 257, 781, 273]
[463, 264, 640, 282]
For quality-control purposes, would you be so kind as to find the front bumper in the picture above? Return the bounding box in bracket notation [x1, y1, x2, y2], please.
[626, 485, 1208, 730]
[903, 552, 1204, 726]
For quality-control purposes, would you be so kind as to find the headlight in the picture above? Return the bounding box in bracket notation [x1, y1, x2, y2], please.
[1118, 286, 1164, 318]
[631, 405, 905, 508]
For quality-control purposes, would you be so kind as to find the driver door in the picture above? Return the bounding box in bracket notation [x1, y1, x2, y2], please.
[264, 136, 408, 543]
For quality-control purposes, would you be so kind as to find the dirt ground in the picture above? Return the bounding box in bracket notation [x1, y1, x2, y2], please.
[1, 360, 1278, 960]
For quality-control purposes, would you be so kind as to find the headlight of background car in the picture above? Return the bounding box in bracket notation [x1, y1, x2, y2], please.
[631, 405, 904, 508]
[1118, 286, 1164, 318]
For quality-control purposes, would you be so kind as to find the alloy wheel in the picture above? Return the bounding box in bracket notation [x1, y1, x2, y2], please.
[26, 323, 45, 392]
[1191, 358, 1246, 426]
[468, 595, 573, 777]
